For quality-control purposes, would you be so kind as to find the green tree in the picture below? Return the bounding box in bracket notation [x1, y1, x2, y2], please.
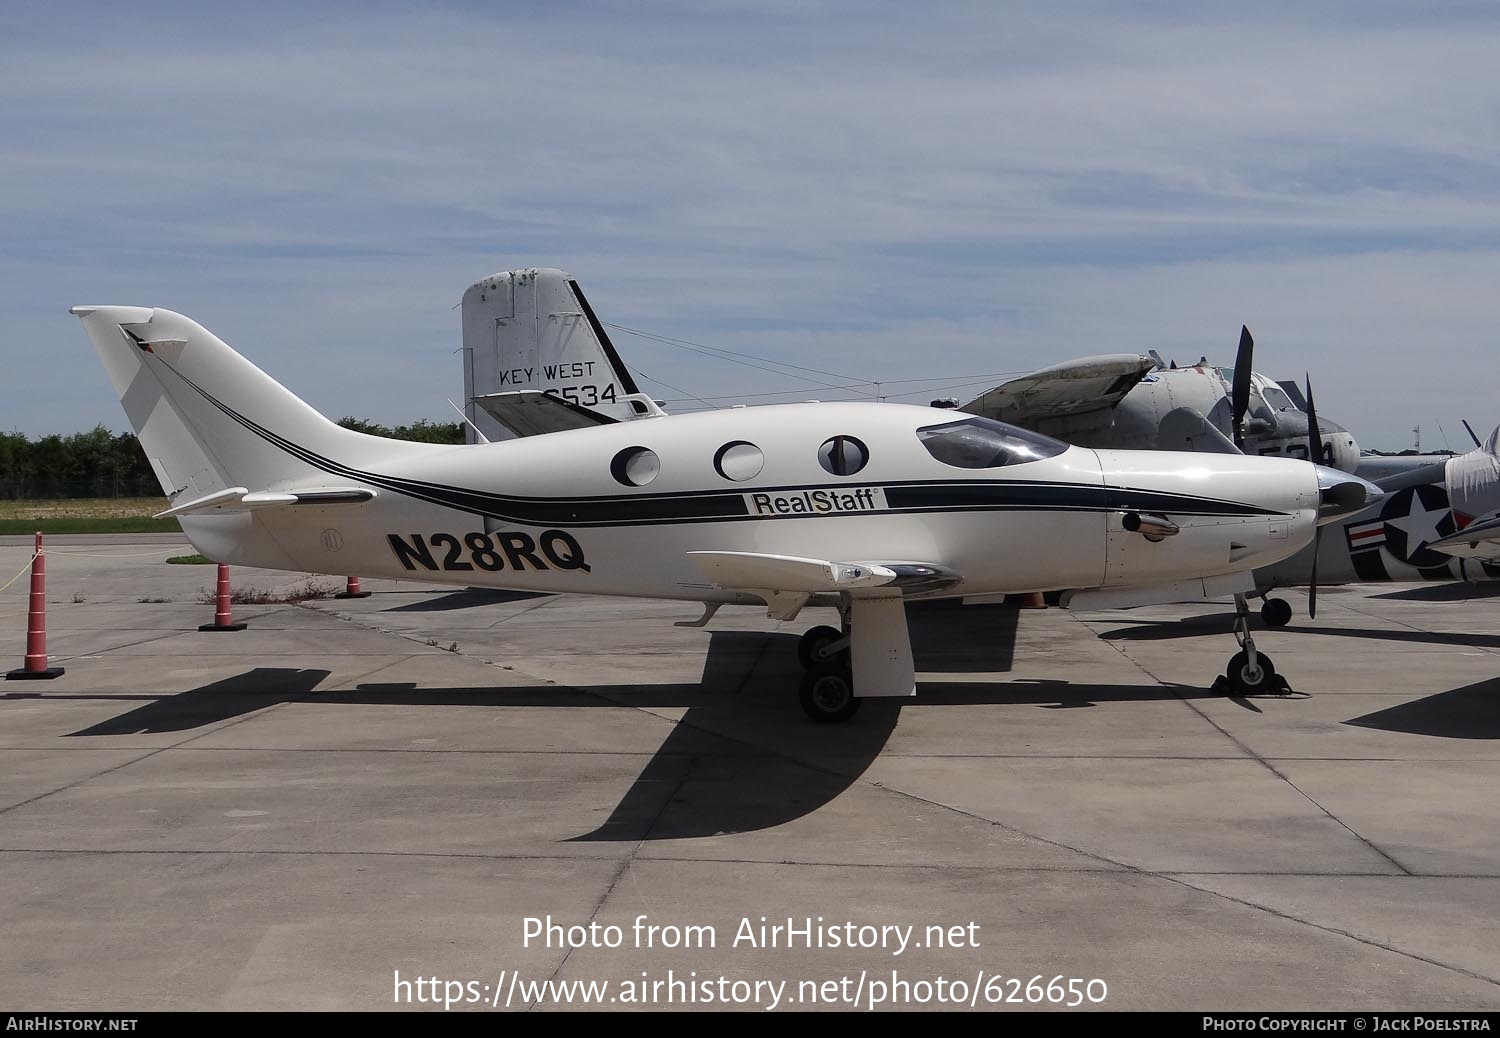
[338, 417, 464, 444]
[0, 417, 465, 500]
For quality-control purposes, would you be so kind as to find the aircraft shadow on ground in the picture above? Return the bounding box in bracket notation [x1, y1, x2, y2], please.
[907, 600, 1019, 673]
[1344, 676, 1500, 739]
[1092, 612, 1238, 641]
[44, 602, 1206, 840]
[1097, 615, 1500, 650]
[1370, 583, 1500, 603]
[385, 588, 552, 611]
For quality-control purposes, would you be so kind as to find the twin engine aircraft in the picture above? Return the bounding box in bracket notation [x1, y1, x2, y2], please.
[958, 333, 1362, 474]
[1254, 427, 1500, 623]
[75, 303, 1378, 721]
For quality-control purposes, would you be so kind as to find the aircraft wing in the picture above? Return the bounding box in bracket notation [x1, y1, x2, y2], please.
[155, 486, 376, 518]
[960, 353, 1155, 424]
[687, 551, 959, 597]
[471, 390, 617, 437]
[1426, 515, 1500, 562]
[1355, 455, 1451, 489]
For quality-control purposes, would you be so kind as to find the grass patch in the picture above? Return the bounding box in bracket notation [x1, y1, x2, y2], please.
[166, 553, 213, 565]
[0, 498, 170, 520]
[0, 498, 180, 535]
[0, 516, 182, 535]
[198, 578, 336, 605]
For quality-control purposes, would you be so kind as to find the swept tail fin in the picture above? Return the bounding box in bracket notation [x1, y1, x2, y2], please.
[71, 305, 430, 502]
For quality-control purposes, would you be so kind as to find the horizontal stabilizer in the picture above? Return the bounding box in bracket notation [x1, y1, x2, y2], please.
[155, 486, 376, 518]
[472, 390, 618, 437]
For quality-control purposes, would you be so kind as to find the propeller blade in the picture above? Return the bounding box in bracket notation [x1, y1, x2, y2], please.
[1463, 419, 1482, 449]
[1303, 374, 1323, 466]
[1305, 373, 1321, 620]
[1230, 325, 1254, 449]
[1309, 528, 1320, 620]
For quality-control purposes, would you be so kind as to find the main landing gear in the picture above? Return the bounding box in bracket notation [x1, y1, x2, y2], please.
[1215, 593, 1292, 696]
[796, 619, 860, 723]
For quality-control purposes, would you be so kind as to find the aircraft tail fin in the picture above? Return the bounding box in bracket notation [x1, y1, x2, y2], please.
[70, 305, 430, 503]
[461, 268, 661, 439]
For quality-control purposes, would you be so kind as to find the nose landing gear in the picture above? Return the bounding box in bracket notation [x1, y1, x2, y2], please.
[1216, 593, 1292, 695]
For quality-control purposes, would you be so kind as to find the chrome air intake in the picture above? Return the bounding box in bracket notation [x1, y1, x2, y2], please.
[1314, 465, 1383, 525]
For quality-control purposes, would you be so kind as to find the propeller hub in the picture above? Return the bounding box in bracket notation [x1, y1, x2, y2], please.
[1314, 466, 1383, 525]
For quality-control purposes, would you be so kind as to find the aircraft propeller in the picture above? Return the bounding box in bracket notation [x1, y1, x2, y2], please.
[1230, 325, 1254, 449]
[1305, 374, 1323, 619]
[1463, 419, 1482, 449]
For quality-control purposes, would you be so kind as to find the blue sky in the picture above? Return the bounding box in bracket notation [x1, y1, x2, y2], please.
[4, 2, 1499, 450]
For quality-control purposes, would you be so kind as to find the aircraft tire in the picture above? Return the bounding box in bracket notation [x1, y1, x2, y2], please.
[1225, 650, 1277, 695]
[1260, 598, 1293, 627]
[799, 666, 861, 723]
[797, 625, 844, 669]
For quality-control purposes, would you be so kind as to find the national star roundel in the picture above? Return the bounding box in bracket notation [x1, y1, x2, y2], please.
[1378, 483, 1455, 568]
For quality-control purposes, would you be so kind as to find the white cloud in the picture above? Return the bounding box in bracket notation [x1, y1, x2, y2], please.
[2, 3, 1499, 449]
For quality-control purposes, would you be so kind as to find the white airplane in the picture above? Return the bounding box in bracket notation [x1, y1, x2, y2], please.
[73, 304, 1380, 720]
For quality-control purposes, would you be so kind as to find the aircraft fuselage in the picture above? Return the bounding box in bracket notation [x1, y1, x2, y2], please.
[182, 402, 1327, 602]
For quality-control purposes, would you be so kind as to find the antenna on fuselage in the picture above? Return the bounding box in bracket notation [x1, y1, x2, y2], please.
[448, 398, 490, 444]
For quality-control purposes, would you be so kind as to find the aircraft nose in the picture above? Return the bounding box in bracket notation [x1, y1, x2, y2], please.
[1314, 465, 1383, 525]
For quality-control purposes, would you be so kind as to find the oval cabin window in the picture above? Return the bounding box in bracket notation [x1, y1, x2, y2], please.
[610, 446, 660, 487]
[817, 435, 869, 477]
[714, 441, 765, 481]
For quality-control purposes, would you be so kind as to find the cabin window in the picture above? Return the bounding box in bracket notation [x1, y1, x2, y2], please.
[916, 417, 1067, 469]
[714, 441, 765, 481]
[816, 435, 869, 476]
[610, 446, 660, 487]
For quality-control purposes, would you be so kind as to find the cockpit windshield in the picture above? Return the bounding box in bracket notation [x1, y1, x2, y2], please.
[916, 416, 1068, 469]
[1261, 385, 1298, 412]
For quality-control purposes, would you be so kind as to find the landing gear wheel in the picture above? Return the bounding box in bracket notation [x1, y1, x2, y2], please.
[1225, 650, 1278, 695]
[797, 625, 844, 668]
[1260, 598, 1293, 628]
[798, 667, 861, 723]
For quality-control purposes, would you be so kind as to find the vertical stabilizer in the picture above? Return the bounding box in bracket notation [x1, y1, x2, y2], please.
[461, 268, 660, 440]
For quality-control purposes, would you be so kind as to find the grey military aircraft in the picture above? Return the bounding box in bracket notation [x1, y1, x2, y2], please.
[957, 327, 1361, 474]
